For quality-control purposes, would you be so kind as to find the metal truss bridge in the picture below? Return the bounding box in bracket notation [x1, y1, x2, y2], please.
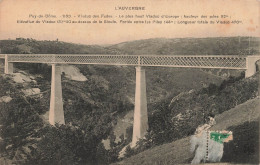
[0, 54, 248, 69]
[0, 54, 259, 146]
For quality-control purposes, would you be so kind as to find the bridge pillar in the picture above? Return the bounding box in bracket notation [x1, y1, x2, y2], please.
[132, 66, 148, 147]
[245, 56, 260, 78]
[49, 64, 65, 125]
[4, 55, 13, 74]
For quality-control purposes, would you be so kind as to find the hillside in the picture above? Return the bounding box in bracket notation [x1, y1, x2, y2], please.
[0, 38, 121, 54]
[1, 37, 259, 55]
[0, 37, 251, 106]
[0, 37, 259, 164]
[113, 97, 259, 165]
[108, 37, 259, 55]
[0, 60, 231, 164]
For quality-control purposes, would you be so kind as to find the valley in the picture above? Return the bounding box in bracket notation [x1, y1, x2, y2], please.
[0, 36, 259, 164]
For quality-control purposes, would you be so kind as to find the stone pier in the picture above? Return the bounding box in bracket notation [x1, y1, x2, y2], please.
[132, 66, 148, 147]
[4, 55, 13, 74]
[49, 64, 65, 125]
[245, 56, 260, 78]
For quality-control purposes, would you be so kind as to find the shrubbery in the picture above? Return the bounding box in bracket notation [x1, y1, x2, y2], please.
[127, 72, 259, 157]
[222, 121, 259, 164]
[27, 125, 111, 165]
[0, 75, 123, 164]
[1, 38, 259, 163]
[0, 77, 44, 163]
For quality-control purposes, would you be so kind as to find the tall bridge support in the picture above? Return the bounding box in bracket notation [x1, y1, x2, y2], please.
[132, 66, 148, 147]
[49, 64, 65, 125]
[245, 56, 260, 78]
[4, 55, 13, 74]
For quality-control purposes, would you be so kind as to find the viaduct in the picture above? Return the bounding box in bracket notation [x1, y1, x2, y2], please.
[0, 54, 259, 147]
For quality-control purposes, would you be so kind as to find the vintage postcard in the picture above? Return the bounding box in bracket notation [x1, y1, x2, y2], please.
[0, 0, 259, 164]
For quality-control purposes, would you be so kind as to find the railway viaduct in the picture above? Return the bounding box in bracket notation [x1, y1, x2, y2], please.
[0, 54, 259, 146]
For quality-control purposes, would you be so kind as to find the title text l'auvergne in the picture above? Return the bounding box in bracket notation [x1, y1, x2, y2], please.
[115, 6, 145, 10]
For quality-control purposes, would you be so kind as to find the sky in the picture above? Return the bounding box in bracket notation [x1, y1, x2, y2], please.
[0, 0, 259, 45]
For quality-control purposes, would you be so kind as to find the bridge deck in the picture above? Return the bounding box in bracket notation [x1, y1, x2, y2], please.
[0, 54, 247, 69]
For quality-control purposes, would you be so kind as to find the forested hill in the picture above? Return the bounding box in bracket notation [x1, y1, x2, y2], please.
[0, 37, 259, 164]
[0, 36, 259, 55]
[107, 37, 259, 55]
[0, 39, 115, 54]
[114, 97, 260, 165]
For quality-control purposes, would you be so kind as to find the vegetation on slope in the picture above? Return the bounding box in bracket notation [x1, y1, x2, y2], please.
[0, 37, 259, 164]
[0, 71, 127, 164]
[0, 76, 44, 161]
[0, 39, 111, 54]
[108, 37, 259, 55]
[1, 36, 259, 55]
[114, 97, 259, 165]
[222, 121, 259, 164]
[123, 72, 259, 159]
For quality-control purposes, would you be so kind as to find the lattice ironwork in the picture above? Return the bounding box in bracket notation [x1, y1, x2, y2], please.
[8, 54, 55, 63]
[55, 55, 139, 65]
[3, 54, 248, 69]
[140, 55, 247, 69]
[7, 54, 139, 66]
